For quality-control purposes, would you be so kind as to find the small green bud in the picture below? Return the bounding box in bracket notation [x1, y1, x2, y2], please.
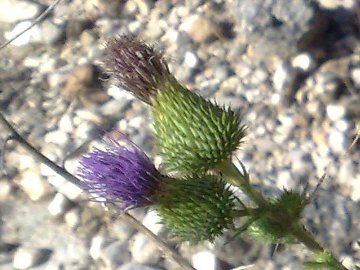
[246, 190, 307, 243]
[155, 175, 238, 243]
[153, 82, 246, 175]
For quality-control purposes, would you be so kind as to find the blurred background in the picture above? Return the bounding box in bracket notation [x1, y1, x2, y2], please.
[0, 0, 359, 269]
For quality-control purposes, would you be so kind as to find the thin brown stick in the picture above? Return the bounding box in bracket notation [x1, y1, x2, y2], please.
[0, 0, 62, 51]
[0, 111, 195, 270]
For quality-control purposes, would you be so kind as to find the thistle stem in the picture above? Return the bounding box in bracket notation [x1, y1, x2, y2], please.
[219, 158, 348, 270]
[290, 224, 348, 270]
[219, 160, 268, 207]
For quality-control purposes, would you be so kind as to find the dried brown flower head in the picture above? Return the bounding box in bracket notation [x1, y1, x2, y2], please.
[104, 35, 172, 104]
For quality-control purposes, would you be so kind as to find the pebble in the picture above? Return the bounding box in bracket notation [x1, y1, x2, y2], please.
[57, 182, 83, 201]
[192, 250, 217, 270]
[90, 235, 113, 260]
[0, 180, 13, 201]
[58, 113, 74, 133]
[350, 174, 360, 201]
[351, 67, 360, 87]
[326, 104, 346, 121]
[142, 211, 163, 235]
[317, 0, 356, 9]
[273, 63, 298, 92]
[0, 0, 43, 23]
[181, 15, 222, 43]
[48, 193, 71, 217]
[109, 221, 136, 242]
[64, 64, 96, 101]
[328, 127, 347, 153]
[100, 241, 131, 269]
[5, 20, 64, 46]
[292, 53, 316, 73]
[64, 207, 81, 229]
[134, 0, 154, 16]
[99, 98, 132, 117]
[130, 233, 161, 264]
[276, 170, 293, 189]
[13, 247, 50, 270]
[18, 169, 52, 201]
[118, 263, 163, 270]
[184, 51, 200, 69]
[44, 129, 69, 145]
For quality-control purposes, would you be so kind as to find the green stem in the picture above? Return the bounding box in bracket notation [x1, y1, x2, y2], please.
[219, 159, 348, 270]
[291, 224, 348, 270]
[219, 159, 268, 207]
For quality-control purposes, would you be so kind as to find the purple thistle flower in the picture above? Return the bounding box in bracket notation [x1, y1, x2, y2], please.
[104, 35, 172, 105]
[77, 135, 161, 209]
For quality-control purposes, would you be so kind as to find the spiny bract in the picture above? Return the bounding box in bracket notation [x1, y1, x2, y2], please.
[246, 190, 306, 243]
[155, 175, 237, 243]
[153, 82, 246, 175]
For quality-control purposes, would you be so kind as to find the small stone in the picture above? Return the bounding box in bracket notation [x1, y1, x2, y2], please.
[90, 235, 113, 260]
[0, 0, 43, 23]
[326, 104, 346, 121]
[317, 0, 356, 9]
[130, 233, 161, 264]
[48, 193, 71, 217]
[38, 20, 64, 45]
[107, 85, 135, 101]
[64, 64, 95, 101]
[4, 21, 35, 46]
[100, 241, 131, 269]
[184, 51, 199, 69]
[192, 250, 217, 270]
[142, 211, 163, 235]
[5, 20, 64, 46]
[0, 180, 13, 201]
[292, 53, 316, 73]
[109, 221, 135, 242]
[273, 63, 298, 92]
[328, 128, 347, 153]
[18, 169, 52, 201]
[64, 208, 81, 229]
[351, 67, 360, 88]
[13, 247, 50, 270]
[181, 15, 222, 43]
[277, 170, 293, 189]
[118, 263, 163, 270]
[99, 99, 131, 117]
[58, 114, 73, 133]
[44, 129, 69, 145]
[128, 116, 143, 129]
[350, 174, 360, 201]
[134, 0, 154, 16]
[57, 182, 83, 201]
[128, 21, 142, 34]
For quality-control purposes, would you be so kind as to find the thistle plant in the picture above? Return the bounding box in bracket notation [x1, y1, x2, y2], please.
[84, 34, 354, 269]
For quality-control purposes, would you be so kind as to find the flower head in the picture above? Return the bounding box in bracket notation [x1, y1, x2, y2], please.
[156, 175, 238, 243]
[153, 84, 246, 175]
[104, 35, 172, 104]
[77, 135, 161, 209]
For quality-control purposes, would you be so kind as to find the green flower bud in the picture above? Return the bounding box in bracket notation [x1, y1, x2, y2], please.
[246, 190, 307, 243]
[153, 82, 246, 175]
[155, 175, 238, 243]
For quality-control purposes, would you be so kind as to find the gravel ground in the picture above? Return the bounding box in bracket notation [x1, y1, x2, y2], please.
[0, 0, 359, 270]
